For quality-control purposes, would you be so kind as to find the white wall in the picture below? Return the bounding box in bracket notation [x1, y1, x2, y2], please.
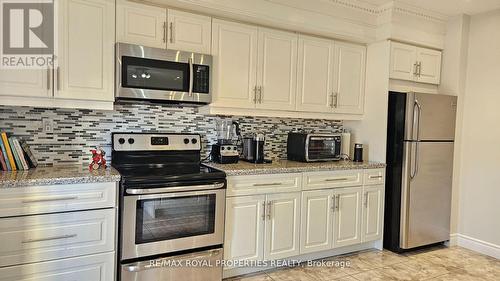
[456, 9, 500, 255]
[439, 14, 470, 235]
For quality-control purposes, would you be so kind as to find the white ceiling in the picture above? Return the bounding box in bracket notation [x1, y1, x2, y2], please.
[360, 0, 500, 15]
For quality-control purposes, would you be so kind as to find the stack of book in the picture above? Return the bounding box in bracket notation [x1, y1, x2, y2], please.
[0, 132, 38, 171]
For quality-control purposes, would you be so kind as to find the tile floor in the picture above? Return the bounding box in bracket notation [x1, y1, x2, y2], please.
[224, 246, 500, 281]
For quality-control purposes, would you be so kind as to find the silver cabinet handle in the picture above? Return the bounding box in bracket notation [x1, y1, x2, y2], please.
[324, 178, 348, 182]
[22, 234, 77, 244]
[329, 92, 334, 108]
[417, 61, 422, 77]
[333, 92, 338, 108]
[369, 175, 383, 179]
[258, 86, 263, 103]
[169, 22, 174, 43]
[261, 201, 266, 221]
[331, 195, 336, 213]
[267, 201, 272, 219]
[253, 182, 282, 187]
[336, 195, 340, 211]
[22, 196, 78, 204]
[56, 66, 60, 91]
[364, 192, 368, 208]
[253, 86, 258, 103]
[188, 57, 194, 97]
[413, 62, 418, 76]
[162, 22, 166, 43]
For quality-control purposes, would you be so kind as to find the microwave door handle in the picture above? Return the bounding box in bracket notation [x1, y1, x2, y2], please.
[188, 57, 194, 97]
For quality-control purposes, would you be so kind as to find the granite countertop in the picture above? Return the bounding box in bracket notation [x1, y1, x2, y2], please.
[0, 165, 121, 188]
[204, 160, 386, 176]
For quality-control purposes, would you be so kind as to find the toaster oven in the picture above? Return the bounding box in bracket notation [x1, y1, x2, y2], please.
[287, 133, 342, 162]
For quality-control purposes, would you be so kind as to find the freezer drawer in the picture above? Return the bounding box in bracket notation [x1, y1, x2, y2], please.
[401, 141, 454, 249]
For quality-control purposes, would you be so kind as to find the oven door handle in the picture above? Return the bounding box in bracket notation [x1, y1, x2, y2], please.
[126, 182, 225, 195]
[123, 249, 222, 272]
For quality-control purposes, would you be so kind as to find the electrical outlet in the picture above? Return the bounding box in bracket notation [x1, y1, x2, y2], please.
[42, 119, 54, 133]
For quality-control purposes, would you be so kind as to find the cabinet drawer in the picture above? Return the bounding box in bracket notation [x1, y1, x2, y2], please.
[0, 182, 117, 218]
[364, 169, 385, 186]
[0, 252, 114, 281]
[227, 173, 302, 196]
[0, 209, 115, 267]
[302, 170, 362, 190]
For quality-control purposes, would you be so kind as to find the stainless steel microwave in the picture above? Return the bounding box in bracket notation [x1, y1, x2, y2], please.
[287, 132, 342, 162]
[115, 43, 212, 104]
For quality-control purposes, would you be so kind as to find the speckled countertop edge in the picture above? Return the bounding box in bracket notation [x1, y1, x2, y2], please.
[0, 165, 121, 188]
[204, 160, 386, 176]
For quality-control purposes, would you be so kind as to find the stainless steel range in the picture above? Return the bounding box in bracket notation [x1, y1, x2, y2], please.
[112, 133, 226, 281]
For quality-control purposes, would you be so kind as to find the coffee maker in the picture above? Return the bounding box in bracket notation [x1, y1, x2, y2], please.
[211, 120, 240, 164]
[242, 133, 270, 164]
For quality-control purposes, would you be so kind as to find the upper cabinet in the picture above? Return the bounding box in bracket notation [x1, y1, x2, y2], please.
[211, 20, 258, 108]
[390, 41, 442, 85]
[116, 0, 167, 49]
[0, 0, 115, 110]
[167, 10, 211, 54]
[56, 0, 115, 102]
[116, 1, 211, 54]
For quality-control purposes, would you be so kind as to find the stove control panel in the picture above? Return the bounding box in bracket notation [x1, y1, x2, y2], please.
[113, 133, 201, 151]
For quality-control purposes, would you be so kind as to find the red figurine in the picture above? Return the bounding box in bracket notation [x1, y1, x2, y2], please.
[89, 147, 107, 170]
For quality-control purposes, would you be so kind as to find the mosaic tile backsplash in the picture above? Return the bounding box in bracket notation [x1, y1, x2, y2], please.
[0, 103, 342, 166]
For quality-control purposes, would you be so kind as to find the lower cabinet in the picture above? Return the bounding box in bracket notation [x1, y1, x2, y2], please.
[300, 185, 384, 253]
[0, 252, 114, 281]
[224, 192, 300, 264]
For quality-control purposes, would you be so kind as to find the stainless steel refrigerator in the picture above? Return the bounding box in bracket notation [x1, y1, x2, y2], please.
[385, 92, 457, 252]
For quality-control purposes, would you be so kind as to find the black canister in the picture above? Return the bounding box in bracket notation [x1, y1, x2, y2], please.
[353, 143, 363, 162]
[253, 134, 265, 164]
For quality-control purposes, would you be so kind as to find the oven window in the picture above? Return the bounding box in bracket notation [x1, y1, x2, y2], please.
[135, 194, 216, 244]
[308, 138, 337, 160]
[122, 56, 189, 92]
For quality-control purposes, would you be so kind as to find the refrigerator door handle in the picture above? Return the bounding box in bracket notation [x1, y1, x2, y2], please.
[415, 100, 422, 141]
[410, 142, 419, 180]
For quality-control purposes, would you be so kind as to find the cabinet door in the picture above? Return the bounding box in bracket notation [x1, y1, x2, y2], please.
[333, 187, 362, 248]
[362, 185, 384, 242]
[333, 42, 365, 114]
[296, 35, 334, 113]
[56, 0, 115, 101]
[416, 48, 442, 85]
[224, 195, 265, 265]
[116, 0, 167, 49]
[167, 9, 211, 54]
[300, 190, 333, 254]
[0, 69, 50, 98]
[390, 42, 417, 81]
[265, 192, 300, 260]
[212, 20, 258, 108]
[256, 28, 297, 111]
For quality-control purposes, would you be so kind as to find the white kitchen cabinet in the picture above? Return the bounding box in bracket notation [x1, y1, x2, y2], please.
[362, 185, 384, 242]
[56, 0, 115, 101]
[227, 173, 302, 197]
[389, 41, 442, 85]
[296, 35, 335, 113]
[224, 195, 265, 264]
[0, 252, 114, 281]
[264, 192, 301, 260]
[116, 0, 167, 49]
[416, 48, 442, 84]
[333, 187, 363, 248]
[0, 69, 51, 98]
[167, 9, 211, 54]
[300, 190, 333, 254]
[333, 42, 366, 114]
[256, 28, 298, 111]
[212, 19, 258, 108]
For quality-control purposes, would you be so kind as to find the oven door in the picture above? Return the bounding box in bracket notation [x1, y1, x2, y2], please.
[306, 134, 341, 161]
[122, 186, 225, 260]
[116, 42, 212, 104]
